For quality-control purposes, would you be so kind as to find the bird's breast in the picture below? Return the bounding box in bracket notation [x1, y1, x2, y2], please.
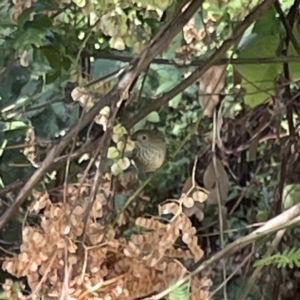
[133, 144, 166, 172]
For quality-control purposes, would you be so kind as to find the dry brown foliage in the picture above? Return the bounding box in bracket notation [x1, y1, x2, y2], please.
[2, 179, 213, 299]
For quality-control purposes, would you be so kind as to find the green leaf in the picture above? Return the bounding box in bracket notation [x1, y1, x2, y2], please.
[61, 56, 72, 71]
[169, 281, 190, 300]
[13, 28, 45, 50]
[114, 193, 127, 210]
[3, 121, 27, 131]
[51, 101, 79, 126]
[169, 93, 182, 108]
[152, 65, 181, 96]
[155, 69, 172, 81]
[111, 162, 122, 175]
[41, 46, 62, 70]
[0, 121, 6, 132]
[17, 8, 36, 29]
[18, 0, 59, 28]
[171, 123, 183, 136]
[254, 247, 300, 269]
[92, 58, 125, 78]
[236, 6, 285, 107]
[146, 111, 160, 123]
[283, 183, 300, 210]
[30, 107, 60, 138]
[133, 118, 147, 131]
[32, 0, 60, 11]
[252, 6, 282, 36]
[143, 17, 160, 30]
[256, 209, 268, 222]
[107, 146, 119, 159]
[23, 14, 53, 31]
[32, 48, 52, 76]
[46, 69, 62, 84]
[164, 31, 183, 59]
[118, 157, 130, 170]
[236, 33, 282, 107]
[156, 80, 175, 95]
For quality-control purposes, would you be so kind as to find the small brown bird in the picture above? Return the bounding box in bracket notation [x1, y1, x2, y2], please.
[131, 129, 166, 173]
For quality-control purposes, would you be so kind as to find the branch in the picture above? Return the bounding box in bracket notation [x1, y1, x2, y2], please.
[275, 0, 300, 55]
[0, 0, 204, 229]
[85, 51, 300, 66]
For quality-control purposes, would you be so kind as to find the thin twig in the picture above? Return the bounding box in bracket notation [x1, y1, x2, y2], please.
[275, 0, 300, 55]
[212, 109, 227, 300]
[85, 52, 300, 66]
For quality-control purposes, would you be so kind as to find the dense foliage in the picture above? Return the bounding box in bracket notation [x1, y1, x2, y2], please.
[1, 0, 300, 299]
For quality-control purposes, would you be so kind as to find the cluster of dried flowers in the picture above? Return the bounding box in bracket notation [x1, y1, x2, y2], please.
[2, 178, 213, 299]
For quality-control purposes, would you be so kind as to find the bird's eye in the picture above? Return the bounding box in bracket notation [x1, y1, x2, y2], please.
[141, 135, 147, 140]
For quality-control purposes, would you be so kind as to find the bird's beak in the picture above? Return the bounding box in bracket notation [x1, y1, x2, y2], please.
[127, 137, 136, 146]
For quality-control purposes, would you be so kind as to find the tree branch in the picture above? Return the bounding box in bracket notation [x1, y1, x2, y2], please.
[85, 51, 300, 66]
[275, 0, 300, 55]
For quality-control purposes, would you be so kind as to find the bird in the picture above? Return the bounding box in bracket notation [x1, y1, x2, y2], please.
[131, 129, 166, 173]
